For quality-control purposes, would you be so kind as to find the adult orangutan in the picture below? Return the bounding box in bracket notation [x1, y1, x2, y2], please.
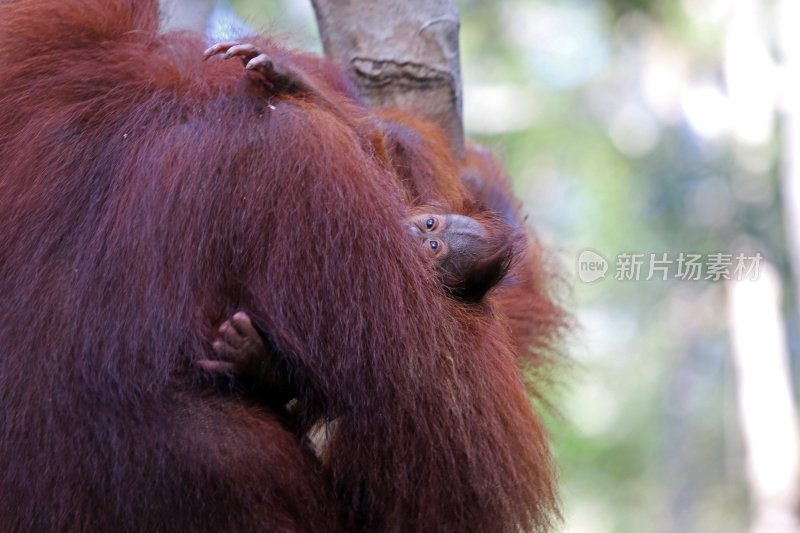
[0, 1, 564, 532]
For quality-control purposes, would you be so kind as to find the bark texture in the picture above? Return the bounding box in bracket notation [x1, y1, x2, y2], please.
[311, 0, 465, 156]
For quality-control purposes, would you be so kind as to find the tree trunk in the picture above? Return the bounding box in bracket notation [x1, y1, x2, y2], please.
[728, 264, 800, 533]
[310, 0, 465, 157]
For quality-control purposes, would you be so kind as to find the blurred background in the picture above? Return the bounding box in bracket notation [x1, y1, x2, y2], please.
[162, 0, 800, 531]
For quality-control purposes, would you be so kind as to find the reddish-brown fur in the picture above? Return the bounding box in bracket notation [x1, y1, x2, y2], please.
[377, 109, 566, 377]
[460, 147, 567, 388]
[0, 1, 564, 532]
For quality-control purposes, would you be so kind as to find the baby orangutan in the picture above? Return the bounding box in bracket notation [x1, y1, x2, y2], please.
[197, 209, 515, 408]
[408, 209, 514, 302]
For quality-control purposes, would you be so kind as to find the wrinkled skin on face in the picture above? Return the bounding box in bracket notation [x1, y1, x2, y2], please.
[409, 213, 488, 261]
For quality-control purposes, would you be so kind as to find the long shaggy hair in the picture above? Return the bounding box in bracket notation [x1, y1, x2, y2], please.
[0, 1, 564, 531]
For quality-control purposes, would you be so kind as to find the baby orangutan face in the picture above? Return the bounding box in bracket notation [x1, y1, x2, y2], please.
[408, 212, 513, 302]
[409, 214, 489, 262]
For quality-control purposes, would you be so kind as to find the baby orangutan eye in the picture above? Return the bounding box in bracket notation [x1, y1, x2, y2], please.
[429, 240, 439, 251]
[425, 218, 436, 230]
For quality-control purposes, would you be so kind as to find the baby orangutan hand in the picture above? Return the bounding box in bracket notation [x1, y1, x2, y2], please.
[197, 311, 298, 412]
[197, 312, 267, 378]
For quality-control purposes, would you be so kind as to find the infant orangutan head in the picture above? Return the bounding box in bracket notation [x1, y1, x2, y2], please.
[409, 211, 515, 302]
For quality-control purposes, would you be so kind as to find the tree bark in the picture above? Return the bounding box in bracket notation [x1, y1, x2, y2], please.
[310, 0, 465, 157]
[728, 264, 800, 533]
